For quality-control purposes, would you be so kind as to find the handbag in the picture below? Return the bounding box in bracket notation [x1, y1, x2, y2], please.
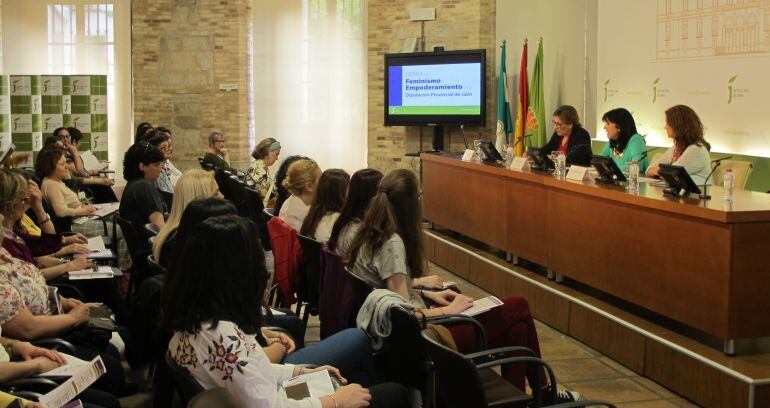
[64, 305, 116, 350]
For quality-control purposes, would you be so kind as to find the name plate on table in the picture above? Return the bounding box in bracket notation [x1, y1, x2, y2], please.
[566, 165, 590, 181]
[509, 157, 529, 170]
[461, 149, 475, 162]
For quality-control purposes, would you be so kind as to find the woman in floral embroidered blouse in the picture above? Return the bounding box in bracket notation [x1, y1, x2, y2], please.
[164, 215, 409, 408]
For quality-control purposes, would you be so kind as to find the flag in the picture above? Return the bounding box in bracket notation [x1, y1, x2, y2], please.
[513, 40, 529, 157]
[495, 41, 513, 154]
[527, 39, 546, 148]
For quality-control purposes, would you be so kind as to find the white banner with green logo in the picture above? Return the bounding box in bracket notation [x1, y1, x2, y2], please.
[0, 75, 108, 166]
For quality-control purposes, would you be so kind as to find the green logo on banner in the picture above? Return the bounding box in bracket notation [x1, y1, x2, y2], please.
[728, 75, 737, 104]
[652, 77, 660, 103]
[604, 79, 610, 102]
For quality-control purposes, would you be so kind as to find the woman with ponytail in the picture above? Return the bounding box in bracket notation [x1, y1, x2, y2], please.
[346, 169, 581, 404]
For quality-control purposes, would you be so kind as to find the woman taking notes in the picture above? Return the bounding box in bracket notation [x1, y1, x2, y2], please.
[598, 108, 649, 173]
[646, 105, 712, 185]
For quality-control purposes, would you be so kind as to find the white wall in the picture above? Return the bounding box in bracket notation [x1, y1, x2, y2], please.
[495, 0, 599, 138]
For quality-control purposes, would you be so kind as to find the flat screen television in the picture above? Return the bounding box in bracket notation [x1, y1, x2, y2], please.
[384, 49, 486, 127]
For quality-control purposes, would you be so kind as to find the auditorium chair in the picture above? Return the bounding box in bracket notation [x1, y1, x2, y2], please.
[165, 352, 204, 406]
[115, 215, 151, 301]
[421, 328, 557, 407]
[296, 234, 324, 322]
[187, 388, 237, 408]
[319, 247, 355, 339]
[711, 160, 754, 189]
[147, 254, 166, 276]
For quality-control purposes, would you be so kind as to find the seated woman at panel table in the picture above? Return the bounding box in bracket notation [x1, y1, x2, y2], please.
[163, 214, 411, 406]
[645, 105, 712, 185]
[538, 105, 593, 166]
[278, 159, 322, 231]
[346, 169, 581, 404]
[597, 108, 649, 174]
[300, 169, 350, 242]
[246, 138, 282, 206]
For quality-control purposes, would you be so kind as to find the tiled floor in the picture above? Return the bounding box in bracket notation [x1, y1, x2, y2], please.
[120, 260, 701, 407]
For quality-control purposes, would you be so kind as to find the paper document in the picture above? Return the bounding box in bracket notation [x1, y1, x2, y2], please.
[74, 249, 114, 259]
[92, 203, 119, 218]
[39, 353, 89, 377]
[68, 266, 114, 280]
[87, 236, 106, 251]
[461, 296, 503, 317]
[283, 369, 335, 400]
[442, 281, 457, 289]
[39, 356, 106, 408]
[81, 151, 108, 172]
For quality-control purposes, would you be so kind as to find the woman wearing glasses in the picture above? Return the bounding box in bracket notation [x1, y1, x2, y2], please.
[202, 131, 239, 174]
[148, 131, 180, 194]
[538, 105, 593, 166]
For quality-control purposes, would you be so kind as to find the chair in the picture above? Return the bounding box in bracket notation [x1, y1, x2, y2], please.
[225, 176, 247, 213]
[115, 215, 151, 301]
[187, 388, 237, 408]
[343, 264, 374, 327]
[421, 328, 558, 408]
[263, 207, 275, 218]
[649, 152, 663, 167]
[214, 169, 232, 200]
[198, 157, 214, 171]
[159, 190, 174, 210]
[165, 351, 204, 405]
[144, 223, 161, 238]
[547, 402, 616, 408]
[711, 160, 754, 189]
[319, 247, 356, 339]
[296, 234, 323, 322]
[148, 254, 166, 275]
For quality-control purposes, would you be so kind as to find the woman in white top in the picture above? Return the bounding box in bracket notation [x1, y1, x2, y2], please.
[646, 105, 712, 185]
[300, 169, 349, 242]
[164, 214, 408, 408]
[279, 159, 321, 231]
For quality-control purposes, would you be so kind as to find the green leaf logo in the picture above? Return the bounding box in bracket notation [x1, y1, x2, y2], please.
[653, 77, 660, 85]
[729, 75, 738, 84]
[604, 79, 611, 85]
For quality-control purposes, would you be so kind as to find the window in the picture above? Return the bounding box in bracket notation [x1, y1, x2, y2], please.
[47, 4, 77, 74]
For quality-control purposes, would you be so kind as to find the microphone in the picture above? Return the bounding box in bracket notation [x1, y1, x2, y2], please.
[712, 155, 733, 163]
[636, 146, 661, 162]
[460, 125, 469, 150]
[512, 134, 532, 149]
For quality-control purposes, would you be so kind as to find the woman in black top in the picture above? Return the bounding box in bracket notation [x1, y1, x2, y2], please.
[539, 105, 592, 166]
[119, 142, 168, 247]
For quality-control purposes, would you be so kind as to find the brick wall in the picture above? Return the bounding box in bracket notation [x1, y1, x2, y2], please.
[132, 0, 253, 172]
[366, 0, 496, 173]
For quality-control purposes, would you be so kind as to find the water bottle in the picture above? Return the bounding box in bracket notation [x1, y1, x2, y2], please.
[627, 161, 639, 193]
[556, 153, 567, 180]
[723, 168, 734, 203]
[504, 144, 513, 166]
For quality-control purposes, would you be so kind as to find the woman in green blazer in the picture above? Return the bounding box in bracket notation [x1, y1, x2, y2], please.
[598, 108, 649, 173]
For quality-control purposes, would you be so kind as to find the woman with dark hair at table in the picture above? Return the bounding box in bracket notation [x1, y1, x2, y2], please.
[538, 105, 592, 166]
[646, 104, 712, 185]
[598, 108, 649, 173]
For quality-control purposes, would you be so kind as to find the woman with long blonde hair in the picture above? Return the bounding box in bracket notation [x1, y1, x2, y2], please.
[152, 169, 220, 267]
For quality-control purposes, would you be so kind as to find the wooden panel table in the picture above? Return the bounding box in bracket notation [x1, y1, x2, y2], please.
[421, 152, 770, 344]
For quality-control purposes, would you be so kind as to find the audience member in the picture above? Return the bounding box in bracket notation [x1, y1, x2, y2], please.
[328, 168, 383, 254]
[163, 214, 408, 407]
[119, 143, 168, 244]
[278, 159, 321, 231]
[272, 155, 309, 214]
[300, 168, 349, 242]
[246, 138, 282, 206]
[201, 131, 238, 173]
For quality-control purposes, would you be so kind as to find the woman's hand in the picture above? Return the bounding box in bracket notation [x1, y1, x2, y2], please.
[647, 166, 659, 177]
[31, 355, 63, 374]
[66, 258, 94, 272]
[12, 342, 67, 365]
[27, 180, 44, 212]
[67, 303, 94, 325]
[63, 233, 88, 245]
[442, 293, 475, 315]
[328, 384, 371, 408]
[424, 289, 459, 306]
[75, 205, 96, 216]
[95, 177, 114, 187]
[60, 297, 83, 311]
[58, 243, 90, 256]
[304, 365, 347, 385]
[263, 329, 296, 354]
[413, 275, 443, 289]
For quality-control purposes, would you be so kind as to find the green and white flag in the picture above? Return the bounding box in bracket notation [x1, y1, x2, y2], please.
[496, 41, 514, 154]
